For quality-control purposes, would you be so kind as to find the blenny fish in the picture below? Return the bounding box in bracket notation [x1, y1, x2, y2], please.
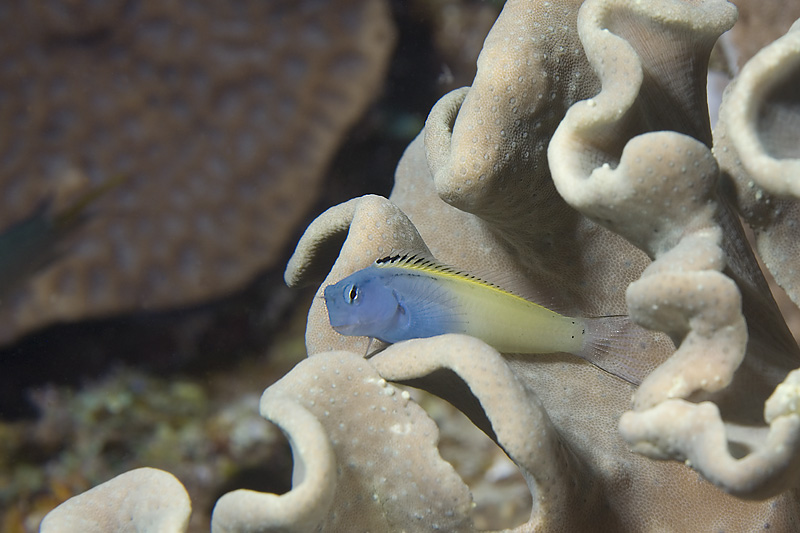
[324, 254, 650, 384]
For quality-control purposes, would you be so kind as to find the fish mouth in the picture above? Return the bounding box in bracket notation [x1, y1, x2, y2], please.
[323, 296, 360, 333]
[323, 285, 337, 301]
[330, 322, 362, 336]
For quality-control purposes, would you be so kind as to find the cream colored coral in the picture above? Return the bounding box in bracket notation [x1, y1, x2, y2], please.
[287, 147, 798, 531]
[212, 351, 474, 532]
[766, 368, 800, 422]
[281, 0, 800, 526]
[549, 0, 749, 404]
[211, 390, 337, 533]
[620, 397, 800, 499]
[372, 335, 613, 532]
[547, 0, 800, 500]
[719, 19, 800, 199]
[715, 19, 800, 307]
[40, 467, 191, 533]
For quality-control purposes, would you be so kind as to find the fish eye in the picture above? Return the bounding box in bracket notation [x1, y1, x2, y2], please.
[344, 283, 360, 304]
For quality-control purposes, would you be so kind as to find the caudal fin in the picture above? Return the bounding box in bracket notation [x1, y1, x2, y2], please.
[577, 316, 661, 385]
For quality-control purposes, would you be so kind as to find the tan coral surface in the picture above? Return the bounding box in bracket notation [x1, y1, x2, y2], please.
[40, 468, 191, 533]
[212, 350, 474, 533]
[36, 0, 800, 531]
[282, 0, 800, 528]
[715, 19, 800, 308]
[0, 0, 394, 344]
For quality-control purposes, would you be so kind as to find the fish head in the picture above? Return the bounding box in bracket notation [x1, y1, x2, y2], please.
[323, 268, 401, 338]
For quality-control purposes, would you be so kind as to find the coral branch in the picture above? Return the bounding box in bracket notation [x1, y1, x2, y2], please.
[372, 334, 605, 531]
[213, 351, 474, 532]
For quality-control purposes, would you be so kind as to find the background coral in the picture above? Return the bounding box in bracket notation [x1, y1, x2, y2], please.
[0, 0, 394, 345]
[2, 2, 513, 531]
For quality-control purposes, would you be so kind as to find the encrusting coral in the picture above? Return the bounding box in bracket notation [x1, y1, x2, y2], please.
[547, 0, 800, 500]
[212, 350, 475, 533]
[40, 0, 800, 531]
[715, 19, 800, 309]
[40, 468, 191, 533]
[0, 0, 394, 345]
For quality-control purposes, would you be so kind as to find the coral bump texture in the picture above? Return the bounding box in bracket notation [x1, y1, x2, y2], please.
[40, 1, 800, 531]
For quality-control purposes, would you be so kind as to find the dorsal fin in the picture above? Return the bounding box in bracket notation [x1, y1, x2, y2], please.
[373, 253, 530, 300]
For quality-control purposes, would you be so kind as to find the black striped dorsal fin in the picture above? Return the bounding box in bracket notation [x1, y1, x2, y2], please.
[375, 254, 571, 313]
[374, 253, 511, 293]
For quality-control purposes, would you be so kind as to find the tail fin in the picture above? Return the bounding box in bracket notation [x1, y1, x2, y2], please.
[577, 316, 659, 385]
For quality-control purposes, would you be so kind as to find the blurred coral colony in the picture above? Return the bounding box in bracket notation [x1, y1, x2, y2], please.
[2, 0, 800, 532]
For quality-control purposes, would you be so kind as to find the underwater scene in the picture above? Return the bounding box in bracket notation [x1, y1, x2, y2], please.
[1, 0, 800, 531]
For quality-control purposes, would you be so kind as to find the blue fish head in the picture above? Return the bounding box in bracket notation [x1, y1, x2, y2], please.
[324, 268, 401, 339]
